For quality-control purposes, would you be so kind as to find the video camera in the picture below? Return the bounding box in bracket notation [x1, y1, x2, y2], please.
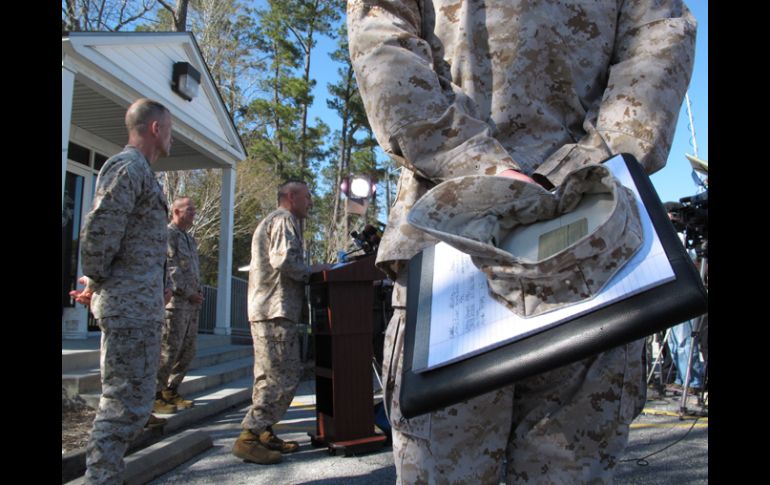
[666, 190, 708, 257]
[350, 224, 382, 255]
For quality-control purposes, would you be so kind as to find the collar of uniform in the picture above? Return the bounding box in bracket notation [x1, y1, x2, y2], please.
[407, 164, 643, 317]
[168, 221, 186, 233]
[123, 145, 150, 167]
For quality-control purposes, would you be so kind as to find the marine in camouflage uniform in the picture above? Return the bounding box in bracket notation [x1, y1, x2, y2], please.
[348, 0, 696, 483]
[156, 198, 203, 411]
[77, 99, 172, 485]
[233, 181, 323, 464]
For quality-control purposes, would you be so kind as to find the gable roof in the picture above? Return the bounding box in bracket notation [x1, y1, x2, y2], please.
[63, 31, 246, 170]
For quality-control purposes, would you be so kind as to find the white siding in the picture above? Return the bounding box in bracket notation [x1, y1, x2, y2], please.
[92, 42, 230, 143]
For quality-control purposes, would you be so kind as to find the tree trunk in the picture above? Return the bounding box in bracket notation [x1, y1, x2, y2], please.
[174, 0, 189, 31]
[65, 0, 81, 31]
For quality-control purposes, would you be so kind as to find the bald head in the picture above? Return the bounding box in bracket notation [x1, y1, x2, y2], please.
[277, 181, 308, 204]
[171, 196, 196, 230]
[124, 98, 173, 163]
[277, 180, 313, 220]
[125, 98, 170, 135]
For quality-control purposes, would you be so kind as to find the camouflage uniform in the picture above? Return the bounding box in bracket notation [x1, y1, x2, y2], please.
[157, 222, 202, 394]
[348, 0, 695, 482]
[80, 145, 168, 485]
[241, 208, 309, 433]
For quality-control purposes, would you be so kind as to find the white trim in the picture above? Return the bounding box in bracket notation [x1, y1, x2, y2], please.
[62, 164, 95, 340]
[62, 67, 75, 211]
[68, 31, 198, 47]
[69, 125, 123, 159]
[64, 34, 246, 161]
[215, 167, 236, 335]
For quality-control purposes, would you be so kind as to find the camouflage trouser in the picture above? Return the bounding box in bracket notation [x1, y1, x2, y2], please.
[383, 273, 646, 485]
[156, 307, 199, 393]
[240, 318, 302, 433]
[84, 317, 160, 485]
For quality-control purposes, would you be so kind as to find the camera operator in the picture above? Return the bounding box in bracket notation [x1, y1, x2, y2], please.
[664, 201, 707, 395]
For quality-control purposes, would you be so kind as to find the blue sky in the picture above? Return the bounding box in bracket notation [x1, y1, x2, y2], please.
[300, 1, 708, 209]
[648, 0, 708, 203]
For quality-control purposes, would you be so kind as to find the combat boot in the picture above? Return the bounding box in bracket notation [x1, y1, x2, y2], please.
[153, 398, 177, 414]
[232, 429, 283, 464]
[162, 389, 194, 409]
[145, 414, 166, 428]
[259, 426, 300, 453]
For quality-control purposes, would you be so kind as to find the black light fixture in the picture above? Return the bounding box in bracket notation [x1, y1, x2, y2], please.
[172, 62, 201, 101]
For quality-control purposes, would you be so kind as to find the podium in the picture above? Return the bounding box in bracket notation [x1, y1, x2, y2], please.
[307, 254, 389, 455]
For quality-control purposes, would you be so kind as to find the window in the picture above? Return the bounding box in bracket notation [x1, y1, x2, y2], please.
[68, 142, 90, 167]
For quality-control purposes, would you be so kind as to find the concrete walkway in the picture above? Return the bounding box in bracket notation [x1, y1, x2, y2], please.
[143, 384, 707, 485]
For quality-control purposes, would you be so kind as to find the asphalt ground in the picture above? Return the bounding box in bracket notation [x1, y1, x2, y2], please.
[145, 382, 707, 485]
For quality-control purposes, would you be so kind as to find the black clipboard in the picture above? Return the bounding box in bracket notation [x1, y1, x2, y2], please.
[400, 153, 707, 419]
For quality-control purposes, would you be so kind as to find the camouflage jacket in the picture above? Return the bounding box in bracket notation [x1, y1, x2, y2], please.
[247, 208, 310, 323]
[166, 222, 201, 310]
[347, 0, 696, 284]
[80, 145, 169, 322]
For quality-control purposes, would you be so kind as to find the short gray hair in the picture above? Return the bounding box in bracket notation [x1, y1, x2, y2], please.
[125, 98, 170, 134]
[277, 180, 307, 204]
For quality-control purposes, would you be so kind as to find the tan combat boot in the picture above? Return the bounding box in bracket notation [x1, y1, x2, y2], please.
[259, 426, 299, 453]
[232, 430, 283, 464]
[145, 414, 167, 428]
[153, 398, 177, 414]
[162, 389, 194, 409]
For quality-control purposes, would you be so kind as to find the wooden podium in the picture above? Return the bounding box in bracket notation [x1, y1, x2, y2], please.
[307, 254, 389, 455]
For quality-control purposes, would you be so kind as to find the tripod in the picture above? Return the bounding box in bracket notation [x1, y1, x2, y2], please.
[678, 252, 707, 418]
[645, 327, 675, 394]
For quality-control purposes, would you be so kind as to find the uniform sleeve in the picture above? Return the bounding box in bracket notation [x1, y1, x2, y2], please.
[166, 229, 191, 299]
[347, 0, 521, 183]
[268, 217, 311, 283]
[532, 0, 697, 188]
[79, 160, 139, 284]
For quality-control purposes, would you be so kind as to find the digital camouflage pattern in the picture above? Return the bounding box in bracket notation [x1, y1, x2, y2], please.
[84, 319, 160, 485]
[158, 222, 202, 393]
[80, 145, 169, 323]
[80, 145, 168, 485]
[349, 0, 694, 482]
[408, 165, 642, 317]
[247, 208, 310, 323]
[157, 308, 199, 393]
[347, 0, 696, 280]
[166, 222, 201, 309]
[240, 319, 303, 433]
[384, 287, 646, 484]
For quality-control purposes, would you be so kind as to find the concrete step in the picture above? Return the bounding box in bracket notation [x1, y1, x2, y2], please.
[62, 369, 103, 397]
[176, 356, 254, 400]
[64, 429, 213, 485]
[79, 356, 254, 409]
[61, 334, 239, 373]
[62, 376, 254, 484]
[63, 340, 253, 399]
[195, 334, 233, 350]
[188, 344, 253, 370]
[62, 348, 101, 373]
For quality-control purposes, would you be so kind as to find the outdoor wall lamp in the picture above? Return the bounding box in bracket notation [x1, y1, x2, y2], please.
[172, 61, 201, 101]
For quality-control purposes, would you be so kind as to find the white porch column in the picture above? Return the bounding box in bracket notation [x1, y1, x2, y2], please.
[215, 166, 235, 335]
[61, 64, 91, 340]
[62, 66, 75, 210]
